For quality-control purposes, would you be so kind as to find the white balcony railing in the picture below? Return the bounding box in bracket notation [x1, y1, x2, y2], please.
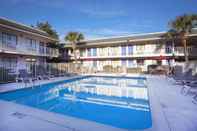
[46, 48, 59, 57]
[174, 46, 197, 56]
[71, 46, 197, 60]
[0, 42, 59, 57]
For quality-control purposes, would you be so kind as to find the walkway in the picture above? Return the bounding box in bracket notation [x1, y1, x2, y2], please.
[148, 75, 197, 131]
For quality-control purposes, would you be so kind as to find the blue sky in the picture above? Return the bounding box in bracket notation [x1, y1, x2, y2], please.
[0, 0, 197, 41]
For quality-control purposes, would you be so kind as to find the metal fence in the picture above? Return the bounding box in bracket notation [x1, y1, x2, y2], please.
[0, 61, 172, 84]
[0, 63, 76, 84]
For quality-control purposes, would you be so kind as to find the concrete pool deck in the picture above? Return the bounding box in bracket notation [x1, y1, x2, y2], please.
[0, 74, 197, 131]
[148, 76, 197, 131]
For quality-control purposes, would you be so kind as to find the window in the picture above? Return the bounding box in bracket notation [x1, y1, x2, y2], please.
[128, 46, 133, 55]
[92, 48, 97, 56]
[2, 33, 17, 48]
[80, 49, 84, 57]
[187, 46, 192, 54]
[121, 46, 127, 56]
[128, 60, 134, 67]
[26, 38, 37, 51]
[165, 46, 172, 54]
[1, 57, 17, 73]
[38, 58, 46, 65]
[137, 59, 144, 66]
[165, 42, 172, 54]
[25, 58, 36, 73]
[104, 48, 108, 56]
[39, 42, 45, 54]
[87, 48, 91, 56]
[31, 39, 36, 50]
[93, 61, 97, 67]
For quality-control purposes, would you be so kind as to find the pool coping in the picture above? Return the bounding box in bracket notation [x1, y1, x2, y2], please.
[0, 75, 85, 93]
[0, 74, 170, 131]
[146, 76, 171, 131]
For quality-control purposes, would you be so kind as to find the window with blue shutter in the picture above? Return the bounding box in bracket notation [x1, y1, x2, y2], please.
[121, 46, 126, 56]
[128, 46, 133, 55]
[128, 60, 133, 67]
[92, 48, 97, 56]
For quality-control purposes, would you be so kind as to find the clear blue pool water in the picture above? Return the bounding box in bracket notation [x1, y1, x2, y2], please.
[0, 76, 152, 130]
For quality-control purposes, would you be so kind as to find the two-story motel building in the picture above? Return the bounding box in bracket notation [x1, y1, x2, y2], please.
[65, 29, 197, 72]
[1, 17, 197, 74]
[0, 17, 59, 74]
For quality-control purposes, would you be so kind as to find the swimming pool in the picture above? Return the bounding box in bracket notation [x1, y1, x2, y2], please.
[0, 76, 152, 130]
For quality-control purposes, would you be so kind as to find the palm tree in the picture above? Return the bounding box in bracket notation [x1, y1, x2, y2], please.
[169, 14, 197, 62]
[64, 32, 84, 71]
[161, 29, 178, 56]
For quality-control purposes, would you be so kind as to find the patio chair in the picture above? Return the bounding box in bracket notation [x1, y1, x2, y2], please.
[60, 70, 72, 77]
[62, 72, 71, 77]
[181, 81, 197, 95]
[36, 67, 50, 80]
[58, 70, 65, 77]
[192, 94, 197, 104]
[172, 69, 194, 84]
[65, 72, 78, 77]
[51, 68, 59, 77]
[17, 69, 37, 85]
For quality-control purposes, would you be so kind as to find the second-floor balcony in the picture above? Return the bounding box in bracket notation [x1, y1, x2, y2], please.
[174, 46, 197, 56]
[68, 46, 197, 60]
[0, 42, 59, 57]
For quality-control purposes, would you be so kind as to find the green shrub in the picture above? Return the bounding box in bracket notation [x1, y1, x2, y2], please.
[103, 65, 113, 73]
[127, 67, 142, 73]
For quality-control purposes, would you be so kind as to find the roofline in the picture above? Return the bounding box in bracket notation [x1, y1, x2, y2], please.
[63, 31, 166, 45]
[82, 28, 197, 43]
[0, 17, 47, 34]
[83, 31, 167, 42]
[0, 17, 58, 42]
[62, 29, 197, 48]
[77, 37, 163, 48]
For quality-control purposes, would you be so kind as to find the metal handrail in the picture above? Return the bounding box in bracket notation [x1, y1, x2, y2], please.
[0, 42, 59, 57]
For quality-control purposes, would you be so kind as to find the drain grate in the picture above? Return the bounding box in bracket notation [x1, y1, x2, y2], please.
[11, 112, 27, 119]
